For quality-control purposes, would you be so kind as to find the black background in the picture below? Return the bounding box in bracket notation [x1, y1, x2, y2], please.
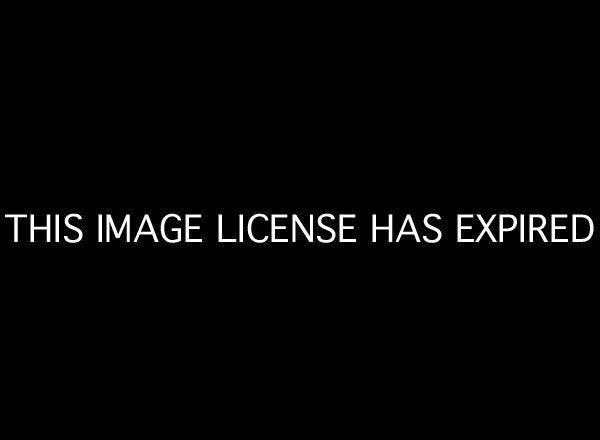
[1, 6, 597, 434]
